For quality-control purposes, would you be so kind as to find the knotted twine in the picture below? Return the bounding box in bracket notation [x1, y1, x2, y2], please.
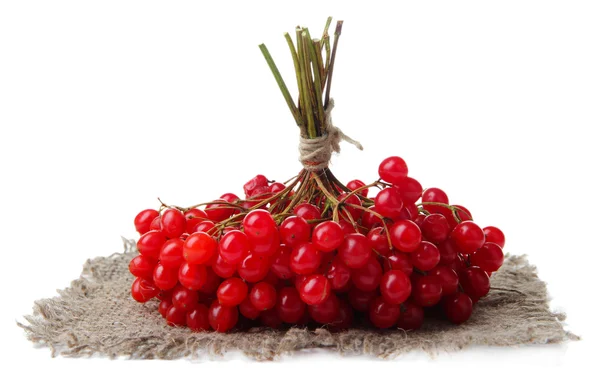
[18, 238, 578, 360]
[299, 99, 364, 171]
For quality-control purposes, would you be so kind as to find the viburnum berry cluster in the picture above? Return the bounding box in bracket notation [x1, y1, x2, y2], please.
[130, 156, 506, 332]
[129, 19, 506, 333]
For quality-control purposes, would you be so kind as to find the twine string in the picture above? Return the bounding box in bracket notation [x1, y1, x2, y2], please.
[298, 99, 363, 171]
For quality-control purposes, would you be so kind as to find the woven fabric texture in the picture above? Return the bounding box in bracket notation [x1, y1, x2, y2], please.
[19, 239, 577, 360]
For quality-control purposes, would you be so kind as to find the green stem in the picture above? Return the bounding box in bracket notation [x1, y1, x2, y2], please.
[324, 20, 343, 110]
[259, 44, 302, 126]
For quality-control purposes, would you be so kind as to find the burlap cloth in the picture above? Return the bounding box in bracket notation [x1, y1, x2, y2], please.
[18, 239, 577, 360]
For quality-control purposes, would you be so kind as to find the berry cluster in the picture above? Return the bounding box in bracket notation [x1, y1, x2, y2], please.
[130, 156, 506, 332]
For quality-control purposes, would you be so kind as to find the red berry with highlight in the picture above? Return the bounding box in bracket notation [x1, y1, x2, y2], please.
[134, 209, 160, 235]
[389, 220, 422, 253]
[184, 232, 217, 265]
[380, 270, 411, 305]
[131, 277, 159, 303]
[250, 282, 277, 310]
[208, 300, 238, 332]
[160, 209, 187, 239]
[378, 156, 409, 185]
[483, 226, 506, 248]
[216, 277, 248, 306]
[187, 304, 210, 331]
[451, 221, 485, 254]
[312, 221, 344, 252]
[298, 274, 331, 305]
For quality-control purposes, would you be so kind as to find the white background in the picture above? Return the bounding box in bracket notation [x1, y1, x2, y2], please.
[1, 0, 598, 377]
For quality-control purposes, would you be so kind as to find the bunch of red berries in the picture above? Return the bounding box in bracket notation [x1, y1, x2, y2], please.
[130, 156, 506, 332]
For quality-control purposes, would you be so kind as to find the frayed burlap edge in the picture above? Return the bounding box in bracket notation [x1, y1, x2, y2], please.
[18, 238, 578, 361]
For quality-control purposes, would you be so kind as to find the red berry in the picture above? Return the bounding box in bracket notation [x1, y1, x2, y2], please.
[298, 274, 331, 305]
[451, 221, 485, 254]
[205, 198, 235, 222]
[386, 252, 414, 276]
[454, 205, 473, 222]
[369, 296, 400, 329]
[394, 177, 423, 204]
[211, 254, 236, 278]
[129, 255, 155, 279]
[443, 292, 473, 324]
[430, 266, 459, 296]
[159, 238, 184, 268]
[153, 264, 179, 290]
[312, 221, 344, 252]
[193, 220, 216, 233]
[270, 244, 294, 280]
[131, 277, 159, 303]
[483, 226, 506, 248]
[208, 300, 238, 332]
[338, 233, 371, 269]
[243, 209, 277, 240]
[338, 220, 356, 235]
[367, 227, 393, 256]
[171, 285, 200, 310]
[351, 255, 383, 292]
[397, 302, 424, 330]
[346, 179, 368, 197]
[348, 288, 377, 312]
[293, 203, 321, 221]
[380, 270, 411, 305]
[269, 182, 286, 193]
[243, 174, 269, 197]
[325, 257, 352, 291]
[421, 214, 450, 244]
[134, 209, 160, 235]
[422, 187, 449, 204]
[378, 156, 409, 185]
[160, 209, 186, 239]
[149, 216, 161, 231]
[412, 275, 443, 307]
[308, 294, 340, 324]
[290, 242, 322, 275]
[165, 306, 187, 327]
[279, 216, 311, 247]
[216, 277, 248, 306]
[186, 304, 210, 331]
[411, 241, 441, 271]
[239, 297, 261, 320]
[374, 187, 404, 219]
[237, 253, 270, 283]
[137, 230, 167, 260]
[178, 262, 207, 291]
[248, 226, 280, 256]
[459, 266, 490, 299]
[184, 208, 209, 234]
[389, 220, 422, 253]
[183, 232, 217, 264]
[218, 230, 249, 264]
[158, 299, 171, 318]
[249, 282, 277, 311]
[276, 287, 306, 324]
[398, 203, 419, 221]
[471, 242, 504, 272]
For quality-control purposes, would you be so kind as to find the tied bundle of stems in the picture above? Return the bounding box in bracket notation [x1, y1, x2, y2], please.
[259, 17, 341, 139]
